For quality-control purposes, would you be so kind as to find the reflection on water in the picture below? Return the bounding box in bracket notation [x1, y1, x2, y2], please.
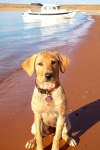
[22, 15, 76, 27]
[40, 19, 75, 36]
[22, 14, 94, 50]
[22, 16, 77, 41]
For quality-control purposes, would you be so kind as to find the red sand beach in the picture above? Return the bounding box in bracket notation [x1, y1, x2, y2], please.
[0, 15, 100, 150]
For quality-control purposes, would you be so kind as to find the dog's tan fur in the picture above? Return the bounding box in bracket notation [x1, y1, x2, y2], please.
[22, 51, 77, 150]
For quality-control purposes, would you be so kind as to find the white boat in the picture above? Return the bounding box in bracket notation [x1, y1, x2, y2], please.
[22, 3, 76, 19]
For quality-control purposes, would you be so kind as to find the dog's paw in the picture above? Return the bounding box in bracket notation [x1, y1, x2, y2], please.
[25, 139, 36, 149]
[67, 137, 77, 147]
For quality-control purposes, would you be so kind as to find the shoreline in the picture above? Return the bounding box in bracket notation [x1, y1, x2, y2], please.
[0, 3, 100, 13]
[0, 15, 100, 150]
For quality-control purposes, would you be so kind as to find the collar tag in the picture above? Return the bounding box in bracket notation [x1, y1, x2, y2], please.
[45, 96, 52, 103]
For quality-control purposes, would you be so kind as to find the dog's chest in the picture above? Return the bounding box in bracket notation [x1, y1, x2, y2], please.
[41, 108, 58, 127]
[32, 86, 67, 112]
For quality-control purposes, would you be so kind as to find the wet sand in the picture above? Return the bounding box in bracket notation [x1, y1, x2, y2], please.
[0, 15, 100, 150]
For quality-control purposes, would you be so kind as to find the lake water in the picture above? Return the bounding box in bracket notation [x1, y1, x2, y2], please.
[0, 11, 94, 83]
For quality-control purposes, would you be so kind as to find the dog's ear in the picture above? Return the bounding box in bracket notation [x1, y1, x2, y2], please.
[56, 52, 71, 73]
[22, 54, 38, 76]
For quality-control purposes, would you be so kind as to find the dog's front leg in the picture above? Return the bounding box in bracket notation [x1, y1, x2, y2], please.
[34, 112, 43, 150]
[51, 115, 66, 150]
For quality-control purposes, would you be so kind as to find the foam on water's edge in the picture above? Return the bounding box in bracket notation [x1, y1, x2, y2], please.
[39, 14, 94, 54]
[64, 15, 95, 52]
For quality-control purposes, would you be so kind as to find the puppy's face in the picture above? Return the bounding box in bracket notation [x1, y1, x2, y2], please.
[22, 51, 70, 83]
[35, 52, 59, 82]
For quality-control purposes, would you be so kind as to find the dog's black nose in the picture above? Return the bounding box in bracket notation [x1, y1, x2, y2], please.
[45, 73, 53, 80]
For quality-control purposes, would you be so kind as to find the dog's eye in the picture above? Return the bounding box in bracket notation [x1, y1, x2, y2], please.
[51, 61, 56, 65]
[38, 62, 43, 66]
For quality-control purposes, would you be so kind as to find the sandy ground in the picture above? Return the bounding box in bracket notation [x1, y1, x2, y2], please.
[0, 4, 100, 13]
[0, 15, 100, 150]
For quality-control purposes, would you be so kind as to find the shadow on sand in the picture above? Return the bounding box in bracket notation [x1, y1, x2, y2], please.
[44, 99, 100, 150]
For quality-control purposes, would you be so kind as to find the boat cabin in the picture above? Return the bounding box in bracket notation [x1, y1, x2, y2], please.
[30, 3, 61, 12]
[41, 4, 61, 11]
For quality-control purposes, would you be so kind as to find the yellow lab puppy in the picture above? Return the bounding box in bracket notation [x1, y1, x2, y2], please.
[22, 51, 77, 150]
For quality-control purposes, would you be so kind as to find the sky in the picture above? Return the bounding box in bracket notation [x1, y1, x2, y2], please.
[0, 0, 100, 4]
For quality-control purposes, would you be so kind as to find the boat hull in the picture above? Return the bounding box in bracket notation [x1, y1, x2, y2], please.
[22, 11, 76, 19]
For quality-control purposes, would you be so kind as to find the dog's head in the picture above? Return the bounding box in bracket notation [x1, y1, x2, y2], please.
[22, 51, 70, 83]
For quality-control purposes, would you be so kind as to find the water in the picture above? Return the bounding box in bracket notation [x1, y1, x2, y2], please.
[0, 11, 94, 82]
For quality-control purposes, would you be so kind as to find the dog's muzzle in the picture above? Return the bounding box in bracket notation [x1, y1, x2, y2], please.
[45, 73, 53, 80]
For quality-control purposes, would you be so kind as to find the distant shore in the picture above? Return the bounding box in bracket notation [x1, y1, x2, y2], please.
[0, 3, 100, 13]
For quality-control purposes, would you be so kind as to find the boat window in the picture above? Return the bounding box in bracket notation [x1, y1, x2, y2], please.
[48, 7, 52, 10]
[42, 6, 58, 10]
[53, 7, 56, 10]
[43, 7, 47, 10]
[57, 6, 60, 10]
[47, 7, 52, 10]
